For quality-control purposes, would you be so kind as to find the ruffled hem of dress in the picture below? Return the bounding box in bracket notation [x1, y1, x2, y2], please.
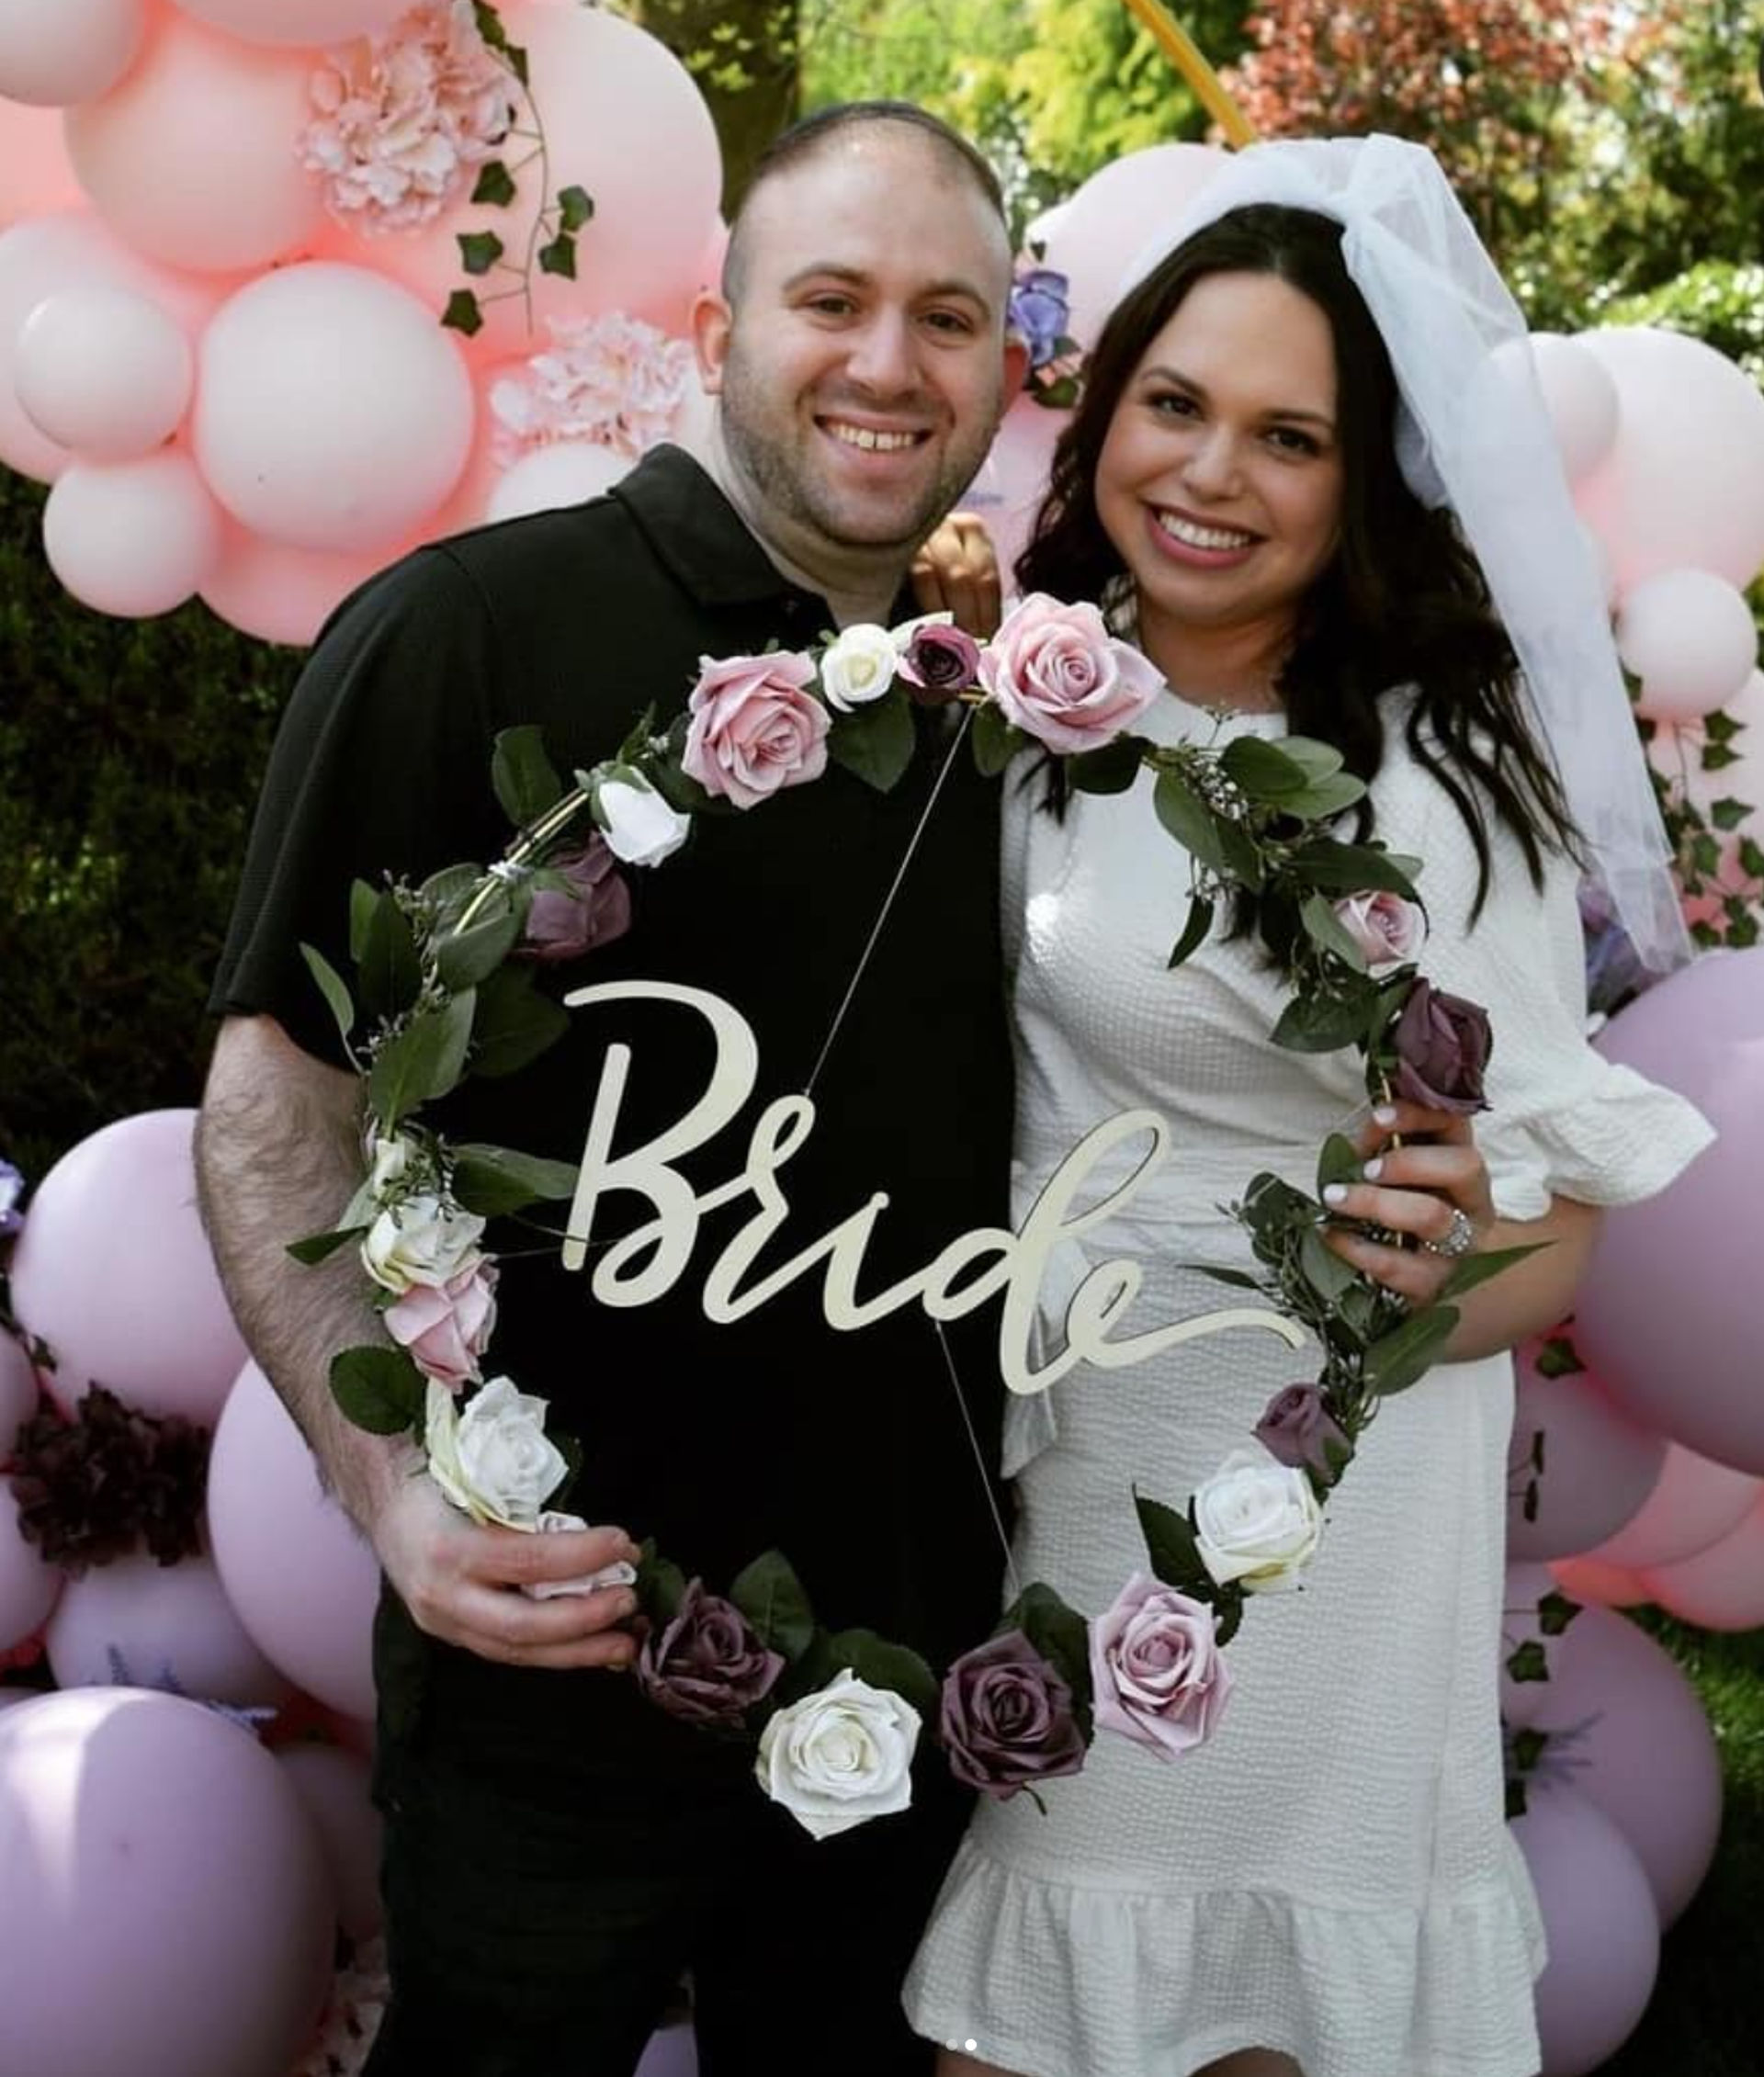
[904, 1834, 1545, 2077]
[1481, 1061, 1715, 1223]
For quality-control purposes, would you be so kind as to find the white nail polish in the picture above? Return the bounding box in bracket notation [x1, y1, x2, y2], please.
[1373, 1104, 1397, 1126]
[1363, 1157, 1384, 1180]
[1322, 1183, 1348, 1205]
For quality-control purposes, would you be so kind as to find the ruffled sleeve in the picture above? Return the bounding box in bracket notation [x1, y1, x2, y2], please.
[1374, 748, 1715, 1223]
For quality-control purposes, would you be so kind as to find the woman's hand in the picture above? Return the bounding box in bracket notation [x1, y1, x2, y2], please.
[910, 512, 1002, 638]
[1318, 1099, 1495, 1313]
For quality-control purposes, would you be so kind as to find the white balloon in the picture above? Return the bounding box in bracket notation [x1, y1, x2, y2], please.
[16, 287, 193, 459]
[172, 0, 415, 50]
[487, 441, 630, 524]
[1616, 566, 1758, 722]
[43, 449, 222, 617]
[1528, 333, 1621, 484]
[0, 0, 145, 109]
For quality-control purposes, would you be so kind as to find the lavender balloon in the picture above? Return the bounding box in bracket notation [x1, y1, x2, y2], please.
[1505, 1353, 1667, 1563]
[0, 1481, 60, 1654]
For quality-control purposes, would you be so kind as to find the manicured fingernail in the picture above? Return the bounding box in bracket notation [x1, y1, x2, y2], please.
[1322, 1183, 1348, 1205]
[1363, 1157, 1384, 1180]
[1373, 1104, 1397, 1126]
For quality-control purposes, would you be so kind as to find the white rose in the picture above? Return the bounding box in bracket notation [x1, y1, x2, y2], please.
[521, 1510, 640, 1601]
[819, 623, 899, 712]
[1193, 1449, 1324, 1594]
[596, 774, 691, 867]
[424, 1377, 569, 1529]
[361, 1192, 484, 1294]
[755, 1670, 920, 1839]
[368, 1133, 416, 1201]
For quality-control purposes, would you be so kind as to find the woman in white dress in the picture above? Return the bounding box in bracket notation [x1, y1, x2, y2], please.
[904, 140, 1713, 2077]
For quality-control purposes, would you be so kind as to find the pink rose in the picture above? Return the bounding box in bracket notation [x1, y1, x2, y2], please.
[978, 593, 1163, 753]
[1090, 1571, 1232, 1760]
[1334, 889, 1425, 972]
[384, 1261, 498, 1391]
[681, 650, 829, 809]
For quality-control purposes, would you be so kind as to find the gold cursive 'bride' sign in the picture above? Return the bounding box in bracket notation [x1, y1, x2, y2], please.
[559, 982, 1304, 1394]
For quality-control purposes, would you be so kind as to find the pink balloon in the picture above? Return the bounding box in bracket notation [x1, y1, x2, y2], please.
[334, 6, 722, 351]
[65, 12, 325, 271]
[43, 447, 223, 616]
[45, 1549, 293, 1708]
[1549, 1554, 1651, 1609]
[1641, 1493, 1764, 1631]
[1586, 1442, 1759, 1571]
[277, 1744, 383, 1938]
[0, 0, 146, 108]
[17, 286, 194, 458]
[207, 1361, 379, 1720]
[199, 524, 406, 647]
[0, 1688, 40, 1712]
[1511, 1780, 1659, 2077]
[1575, 327, 1764, 591]
[0, 1484, 62, 1655]
[1036, 143, 1230, 351]
[0, 104, 85, 228]
[174, 0, 413, 47]
[967, 392, 1063, 585]
[1528, 333, 1620, 485]
[1505, 1350, 1668, 1562]
[486, 439, 630, 523]
[1524, 1604, 1723, 1926]
[637, 2024, 700, 2077]
[1617, 567, 1758, 722]
[0, 1332, 40, 1455]
[0, 1687, 334, 2077]
[1577, 949, 1764, 1472]
[195, 261, 473, 553]
[7, 1109, 248, 1423]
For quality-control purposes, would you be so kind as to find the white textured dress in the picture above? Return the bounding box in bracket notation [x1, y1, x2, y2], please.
[904, 691, 1713, 2077]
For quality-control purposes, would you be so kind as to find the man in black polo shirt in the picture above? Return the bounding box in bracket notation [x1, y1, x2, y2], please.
[197, 103, 1027, 2076]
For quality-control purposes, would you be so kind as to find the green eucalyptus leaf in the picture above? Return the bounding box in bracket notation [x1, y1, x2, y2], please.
[367, 989, 476, 1130]
[1299, 1225, 1360, 1304]
[824, 1628, 940, 1719]
[1167, 894, 1215, 969]
[470, 966, 570, 1078]
[300, 943, 356, 1050]
[1270, 989, 1371, 1054]
[1363, 1304, 1460, 1394]
[1285, 839, 1420, 897]
[1280, 773, 1369, 821]
[971, 702, 1023, 776]
[330, 1345, 424, 1436]
[348, 879, 380, 963]
[730, 1550, 818, 1662]
[827, 692, 916, 793]
[1435, 1241, 1550, 1303]
[636, 1542, 686, 1626]
[421, 863, 486, 926]
[285, 1224, 367, 1267]
[1219, 735, 1318, 800]
[1067, 737, 1144, 795]
[358, 890, 424, 1023]
[492, 725, 563, 828]
[1216, 815, 1265, 890]
[1316, 1133, 1363, 1195]
[1152, 768, 1230, 873]
[449, 1143, 581, 1217]
[1187, 1263, 1266, 1291]
[435, 905, 524, 994]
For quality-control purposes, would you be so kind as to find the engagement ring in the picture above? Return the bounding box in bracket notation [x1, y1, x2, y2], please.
[1424, 1207, 1477, 1259]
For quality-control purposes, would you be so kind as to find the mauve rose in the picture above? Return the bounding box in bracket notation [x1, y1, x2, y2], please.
[938, 1629, 1087, 1798]
[1390, 977, 1493, 1114]
[523, 838, 631, 962]
[978, 593, 1163, 754]
[1333, 889, 1425, 972]
[682, 649, 829, 809]
[1090, 1572, 1231, 1759]
[1255, 1383, 1352, 1488]
[898, 622, 982, 705]
[384, 1260, 499, 1391]
[636, 1577, 785, 1727]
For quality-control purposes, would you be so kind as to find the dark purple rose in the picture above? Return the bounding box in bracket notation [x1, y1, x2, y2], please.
[1008, 266, 1071, 370]
[1389, 977, 1493, 1114]
[635, 1578, 785, 1727]
[1255, 1383, 1352, 1488]
[939, 1628, 1088, 1798]
[0, 1159, 23, 1242]
[898, 623, 982, 706]
[523, 837, 632, 963]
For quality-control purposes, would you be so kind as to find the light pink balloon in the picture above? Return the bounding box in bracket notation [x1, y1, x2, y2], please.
[173, 0, 414, 48]
[0, 1333, 40, 1455]
[1036, 143, 1230, 350]
[17, 286, 193, 458]
[0, 104, 85, 228]
[0, 1485, 62, 1655]
[1549, 1555, 1651, 1609]
[198, 525, 406, 646]
[1586, 1442, 1759, 1571]
[1641, 1493, 1764, 1631]
[335, 6, 722, 352]
[7, 1109, 248, 1423]
[277, 1743, 382, 1938]
[207, 1361, 379, 1720]
[637, 2024, 700, 2077]
[65, 12, 325, 272]
[967, 392, 1063, 584]
[1505, 1350, 1668, 1563]
[1523, 1604, 1723, 1927]
[1617, 567, 1758, 722]
[0, 0, 146, 108]
[1574, 327, 1764, 591]
[45, 1548, 293, 1708]
[195, 261, 473, 552]
[43, 448, 222, 617]
[1577, 949, 1764, 1473]
[1528, 333, 1621, 485]
[0, 1687, 334, 2077]
[486, 439, 630, 524]
[0, 1688, 40, 1712]
[1511, 1780, 1659, 2077]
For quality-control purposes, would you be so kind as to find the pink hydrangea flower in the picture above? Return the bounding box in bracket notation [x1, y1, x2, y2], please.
[300, 0, 514, 235]
[979, 593, 1164, 754]
[384, 1260, 498, 1391]
[490, 314, 696, 467]
[681, 651, 829, 809]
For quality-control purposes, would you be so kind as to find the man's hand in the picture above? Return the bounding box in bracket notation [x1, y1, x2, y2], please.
[911, 512, 1003, 638]
[373, 1467, 643, 1669]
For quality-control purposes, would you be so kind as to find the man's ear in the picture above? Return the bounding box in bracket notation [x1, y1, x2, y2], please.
[1001, 333, 1031, 402]
[692, 291, 732, 395]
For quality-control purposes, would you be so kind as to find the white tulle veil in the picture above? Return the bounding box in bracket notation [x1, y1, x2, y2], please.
[1118, 133, 1690, 974]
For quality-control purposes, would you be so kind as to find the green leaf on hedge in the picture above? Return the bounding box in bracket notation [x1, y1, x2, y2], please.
[449, 1143, 581, 1217]
[556, 183, 594, 231]
[358, 889, 424, 1023]
[470, 160, 516, 208]
[1363, 1303, 1459, 1394]
[1533, 1334, 1584, 1379]
[1505, 1639, 1549, 1684]
[492, 724, 562, 828]
[470, 967, 570, 1078]
[538, 231, 577, 279]
[1067, 737, 1144, 795]
[441, 289, 483, 337]
[330, 1345, 424, 1435]
[286, 1224, 367, 1267]
[1167, 894, 1215, 970]
[300, 943, 356, 1049]
[827, 691, 916, 793]
[825, 1628, 940, 1719]
[730, 1549, 818, 1662]
[1133, 1491, 1208, 1592]
[368, 988, 475, 1130]
[1710, 796, 1752, 831]
[971, 702, 1023, 776]
[458, 230, 503, 277]
[1536, 1589, 1582, 1638]
[435, 904, 524, 994]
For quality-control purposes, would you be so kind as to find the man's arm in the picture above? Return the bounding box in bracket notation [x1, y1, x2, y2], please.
[196, 1012, 639, 1669]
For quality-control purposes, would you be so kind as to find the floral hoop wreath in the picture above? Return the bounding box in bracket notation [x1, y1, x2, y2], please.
[294, 595, 1534, 1834]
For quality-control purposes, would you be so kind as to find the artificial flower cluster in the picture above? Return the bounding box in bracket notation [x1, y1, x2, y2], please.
[295, 589, 1523, 1836]
[489, 312, 695, 467]
[1008, 254, 1084, 410]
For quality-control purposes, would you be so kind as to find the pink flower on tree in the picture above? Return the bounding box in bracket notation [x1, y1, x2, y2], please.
[490, 314, 696, 467]
[384, 1260, 499, 1391]
[681, 651, 829, 809]
[979, 593, 1163, 753]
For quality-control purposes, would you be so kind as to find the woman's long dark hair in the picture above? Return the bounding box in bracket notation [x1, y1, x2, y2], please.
[1019, 205, 1579, 921]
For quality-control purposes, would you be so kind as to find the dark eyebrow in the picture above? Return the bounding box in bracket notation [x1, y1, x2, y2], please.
[781, 262, 997, 318]
[1139, 363, 1336, 432]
